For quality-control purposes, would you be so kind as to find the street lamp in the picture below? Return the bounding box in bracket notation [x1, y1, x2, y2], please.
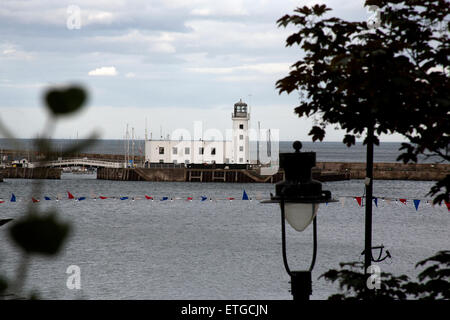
[263, 141, 336, 301]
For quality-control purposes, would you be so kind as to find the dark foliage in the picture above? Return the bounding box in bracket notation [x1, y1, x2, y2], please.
[276, 0, 449, 203]
[321, 251, 450, 300]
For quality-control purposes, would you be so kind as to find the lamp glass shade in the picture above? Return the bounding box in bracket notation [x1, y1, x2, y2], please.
[284, 203, 319, 232]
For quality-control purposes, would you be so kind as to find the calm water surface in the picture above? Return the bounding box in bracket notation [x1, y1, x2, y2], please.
[0, 174, 448, 299]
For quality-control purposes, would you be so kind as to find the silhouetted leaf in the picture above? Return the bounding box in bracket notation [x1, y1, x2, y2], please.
[9, 211, 70, 256]
[309, 126, 325, 141]
[343, 134, 355, 147]
[45, 86, 87, 116]
[426, 176, 450, 205]
[0, 275, 7, 294]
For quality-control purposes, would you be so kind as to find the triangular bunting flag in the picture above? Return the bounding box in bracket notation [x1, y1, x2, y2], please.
[99, 196, 108, 199]
[413, 199, 420, 211]
[44, 196, 51, 200]
[120, 197, 128, 200]
[78, 197, 86, 201]
[373, 198, 378, 207]
[161, 197, 168, 201]
[355, 197, 362, 207]
[10, 193, 16, 202]
[145, 195, 153, 200]
[242, 190, 249, 200]
[67, 191, 75, 199]
[201, 196, 207, 201]
[187, 197, 193, 201]
[32, 197, 40, 203]
[399, 199, 407, 205]
[445, 201, 450, 211]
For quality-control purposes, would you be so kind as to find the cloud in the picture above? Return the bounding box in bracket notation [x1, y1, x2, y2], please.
[186, 62, 290, 75]
[0, 42, 33, 60]
[0, 0, 386, 141]
[88, 66, 118, 76]
[91, 29, 177, 54]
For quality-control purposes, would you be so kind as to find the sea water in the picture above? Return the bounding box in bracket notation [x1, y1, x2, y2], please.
[0, 175, 448, 299]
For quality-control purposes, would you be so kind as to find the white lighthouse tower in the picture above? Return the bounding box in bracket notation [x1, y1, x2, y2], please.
[231, 99, 250, 164]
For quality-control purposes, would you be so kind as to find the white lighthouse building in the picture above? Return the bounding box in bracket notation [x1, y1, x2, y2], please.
[144, 99, 250, 166]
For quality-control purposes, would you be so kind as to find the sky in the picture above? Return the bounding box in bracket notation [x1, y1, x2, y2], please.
[0, 0, 406, 141]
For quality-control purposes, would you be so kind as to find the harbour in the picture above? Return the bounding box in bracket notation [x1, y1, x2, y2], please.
[1, 150, 448, 182]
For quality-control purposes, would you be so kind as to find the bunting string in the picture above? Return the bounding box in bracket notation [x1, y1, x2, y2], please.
[0, 191, 449, 211]
[342, 195, 449, 211]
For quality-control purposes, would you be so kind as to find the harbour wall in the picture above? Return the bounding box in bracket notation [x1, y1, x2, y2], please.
[315, 162, 448, 181]
[97, 168, 287, 183]
[0, 167, 62, 179]
[97, 162, 448, 183]
[97, 167, 346, 183]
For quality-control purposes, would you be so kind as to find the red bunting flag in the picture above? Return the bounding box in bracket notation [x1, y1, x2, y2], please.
[145, 195, 153, 200]
[67, 191, 75, 199]
[399, 199, 407, 205]
[445, 201, 450, 211]
[32, 197, 40, 203]
[0, 200, 4, 204]
[355, 197, 362, 207]
[99, 196, 108, 199]
[227, 197, 235, 200]
[187, 197, 193, 200]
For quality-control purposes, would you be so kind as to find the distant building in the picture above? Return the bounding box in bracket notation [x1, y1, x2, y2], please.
[145, 99, 250, 165]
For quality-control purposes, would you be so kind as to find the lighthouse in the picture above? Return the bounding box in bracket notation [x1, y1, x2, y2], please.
[232, 99, 250, 164]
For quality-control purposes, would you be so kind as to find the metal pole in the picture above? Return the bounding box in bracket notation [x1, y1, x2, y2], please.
[364, 123, 374, 274]
[257, 121, 260, 165]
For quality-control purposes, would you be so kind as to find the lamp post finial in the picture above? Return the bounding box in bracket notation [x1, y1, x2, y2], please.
[293, 141, 302, 153]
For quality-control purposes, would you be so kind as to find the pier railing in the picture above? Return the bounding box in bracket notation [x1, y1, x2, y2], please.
[29, 158, 122, 169]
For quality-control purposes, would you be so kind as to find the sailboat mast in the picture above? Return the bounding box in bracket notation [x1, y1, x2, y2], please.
[257, 121, 260, 165]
